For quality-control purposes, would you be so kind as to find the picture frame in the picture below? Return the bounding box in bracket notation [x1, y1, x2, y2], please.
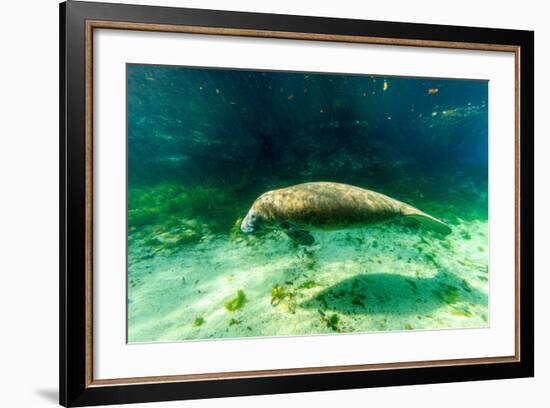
[60, 1, 534, 406]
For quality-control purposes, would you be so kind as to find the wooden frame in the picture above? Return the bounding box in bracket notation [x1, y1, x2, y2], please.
[60, 1, 534, 406]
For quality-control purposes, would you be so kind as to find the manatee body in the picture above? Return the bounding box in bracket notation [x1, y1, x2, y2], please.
[240, 182, 451, 245]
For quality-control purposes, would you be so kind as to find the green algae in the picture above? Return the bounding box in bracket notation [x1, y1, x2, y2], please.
[225, 290, 247, 312]
[425, 252, 439, 266]
[298, 280, 317, 289]
[451, 307, 473, 318]
[419, 236, 430, 245]
[128, 183, 247, 234]
[461, 231, 472, 240]
[143, 237, 162, 248]
[320, 311, 341, 332]
[128, 208, 161, 230]
[283, 301, 297, 314]
[271, 284, 299, 312]
[193, 317, 205, 327]
[271, 285, 286, 305]
[229, 217, 243, 242]
[436, 285, 461, 304]
[460, 279, 472, 293]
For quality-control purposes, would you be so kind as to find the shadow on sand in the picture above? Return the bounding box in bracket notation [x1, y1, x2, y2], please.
[301, 269, 487, 316]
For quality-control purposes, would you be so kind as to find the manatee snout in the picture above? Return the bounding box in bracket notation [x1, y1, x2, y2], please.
[240, 209, 259, 233]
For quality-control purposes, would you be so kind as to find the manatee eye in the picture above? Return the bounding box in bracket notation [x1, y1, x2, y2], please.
[250, 214, 256, 220]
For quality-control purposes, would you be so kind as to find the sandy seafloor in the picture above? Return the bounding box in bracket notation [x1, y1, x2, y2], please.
[127, 217, 488, 343]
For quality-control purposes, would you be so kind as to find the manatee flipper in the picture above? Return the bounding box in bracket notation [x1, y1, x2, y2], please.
[280, 221, 315, 245]
[403, 211, 452, 235]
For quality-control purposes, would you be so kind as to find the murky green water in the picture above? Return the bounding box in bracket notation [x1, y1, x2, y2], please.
[127, 64, 488, 342]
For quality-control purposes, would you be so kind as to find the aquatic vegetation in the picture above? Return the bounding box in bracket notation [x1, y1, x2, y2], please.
[319, 310, 341, 332]
[162, 229, 203, 250]
[281, 301, 297, 314]
[419, 236, 430, 245]
[229, 318, 242, 326]
[436, 285, 461, 304]
[461, 279, 472, 293]
[298, 280, 317, 290]
[224, 290, 247, 312]
[143, 236, 162, 248]
[128, 183, 247, 234]
[271, 285, 287, 306]
[461, 231, 472, 240]
[228, 217, 243, 242]
[128, 208, 161, 230]
[451, 306, 473, 318]
[425, 252, 439, 266]
[193, 317, 205, 327]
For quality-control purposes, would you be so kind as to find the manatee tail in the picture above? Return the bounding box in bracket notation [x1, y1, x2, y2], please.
[402, 208, 452, 235]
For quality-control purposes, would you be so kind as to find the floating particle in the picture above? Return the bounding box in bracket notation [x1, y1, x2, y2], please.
[383, 80, 389, 91]
[428, 87, 439, 95]
[287, 94, 294, 100]
[431, 111, 438, 116]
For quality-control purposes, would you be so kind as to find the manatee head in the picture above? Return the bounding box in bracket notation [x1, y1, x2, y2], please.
[240, 208, 261, 233]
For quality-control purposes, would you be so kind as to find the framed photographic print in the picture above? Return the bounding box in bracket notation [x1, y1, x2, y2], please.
[59, 1, 534, 406]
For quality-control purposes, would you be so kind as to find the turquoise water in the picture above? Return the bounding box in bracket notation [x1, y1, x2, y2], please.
[127, 64, 488, 342]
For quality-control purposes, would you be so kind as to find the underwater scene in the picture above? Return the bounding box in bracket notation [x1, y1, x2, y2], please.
[127, 64, 489, 343]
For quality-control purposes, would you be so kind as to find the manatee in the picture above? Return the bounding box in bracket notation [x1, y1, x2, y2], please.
[240, 182, 451, 245]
